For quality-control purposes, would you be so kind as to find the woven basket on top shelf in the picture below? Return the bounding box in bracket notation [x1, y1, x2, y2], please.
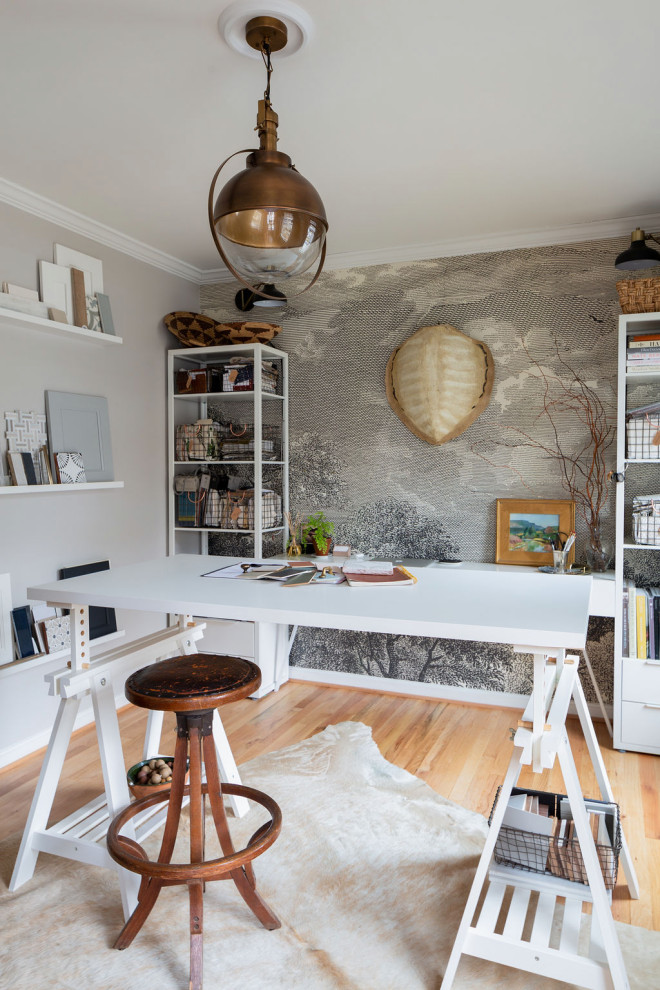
[616, 278, 660, 314]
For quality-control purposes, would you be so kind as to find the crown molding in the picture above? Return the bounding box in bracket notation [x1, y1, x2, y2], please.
[0, 176, 201, 284]
[198, 212, 660, 283]
[318, 213, 660, 273]
[2, 174, 659, 286]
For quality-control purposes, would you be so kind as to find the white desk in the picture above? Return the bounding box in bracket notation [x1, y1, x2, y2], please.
[15, 556, 634, 989]
[30, 554, 593, 643]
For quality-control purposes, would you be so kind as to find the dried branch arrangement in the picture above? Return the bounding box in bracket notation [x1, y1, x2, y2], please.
[476, 336, 616, 570]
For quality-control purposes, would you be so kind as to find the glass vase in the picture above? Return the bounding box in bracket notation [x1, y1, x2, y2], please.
[585, 525, 612, 572]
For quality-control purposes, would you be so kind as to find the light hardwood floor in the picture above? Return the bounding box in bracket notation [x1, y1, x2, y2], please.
[1, 680, 658, 930]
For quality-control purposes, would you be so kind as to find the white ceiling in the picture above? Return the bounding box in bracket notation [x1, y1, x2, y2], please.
[1, 0, 660, 282]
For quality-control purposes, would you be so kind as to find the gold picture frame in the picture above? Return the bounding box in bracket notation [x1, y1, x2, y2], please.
[495, 498, 576, 567]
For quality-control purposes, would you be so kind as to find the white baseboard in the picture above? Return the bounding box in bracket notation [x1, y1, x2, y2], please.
[289, 665, 613, 723]
[0, 687, 128, 769]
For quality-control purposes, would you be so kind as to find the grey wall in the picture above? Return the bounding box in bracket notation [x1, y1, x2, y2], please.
[0, 201, 198, 762]
[201, 236, 635, 703]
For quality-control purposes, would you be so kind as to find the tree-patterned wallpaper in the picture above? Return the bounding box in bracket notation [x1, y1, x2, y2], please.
[199, 235, 637, 704]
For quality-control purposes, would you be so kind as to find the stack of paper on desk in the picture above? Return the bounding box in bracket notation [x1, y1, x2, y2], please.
[342, 563, 417, 587]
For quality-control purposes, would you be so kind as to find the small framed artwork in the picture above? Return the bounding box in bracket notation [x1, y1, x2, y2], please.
[54, 452, 86, 484]
[41, 615, 70, 654]
[46, 391, 114, 482]
[7, 451, 39, 486]
[495, 498, 575, 567]
[86, 295, 102, 332]
[11, 605, 37, 660]
[96, 292, 115, 334]
[39, 260, 73, 323]
[53, 244, 104, 295]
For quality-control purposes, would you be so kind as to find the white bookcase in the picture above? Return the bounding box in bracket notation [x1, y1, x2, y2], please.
[167, 343, 289, 560]
[613, 310, 660, 754]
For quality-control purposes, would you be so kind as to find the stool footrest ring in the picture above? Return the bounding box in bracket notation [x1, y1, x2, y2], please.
[107, 782, 281, 883]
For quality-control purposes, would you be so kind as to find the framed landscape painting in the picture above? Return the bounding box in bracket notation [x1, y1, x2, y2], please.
[495, 498, 575, 567]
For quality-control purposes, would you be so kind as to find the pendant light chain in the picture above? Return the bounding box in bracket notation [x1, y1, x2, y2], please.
[261, 41, 273, 106]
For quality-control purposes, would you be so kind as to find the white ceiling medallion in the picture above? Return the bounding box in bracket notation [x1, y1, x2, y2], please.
[218, 0, 313, 58]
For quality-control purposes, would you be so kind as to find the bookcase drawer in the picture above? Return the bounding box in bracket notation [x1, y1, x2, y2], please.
[193, 618, 254, 658]
[620, 700, 660, 752]
[621, 658, 660, 705]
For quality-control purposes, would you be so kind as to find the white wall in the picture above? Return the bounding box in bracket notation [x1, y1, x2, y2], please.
[0, 201, 199, 764]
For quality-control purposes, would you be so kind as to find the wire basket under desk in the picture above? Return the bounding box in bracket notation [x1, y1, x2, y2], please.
[489, 786, 621, 889]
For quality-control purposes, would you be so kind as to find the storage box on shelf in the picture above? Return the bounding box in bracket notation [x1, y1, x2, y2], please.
[167, 343, 288, 560]
[614, 311, 660, 755]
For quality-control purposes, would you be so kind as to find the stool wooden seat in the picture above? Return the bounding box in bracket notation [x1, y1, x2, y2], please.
[106, 652, 281, 990]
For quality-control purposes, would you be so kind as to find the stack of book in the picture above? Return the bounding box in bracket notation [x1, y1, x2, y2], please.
[622, 579, 660, 659]
[626, 331, 660, 374]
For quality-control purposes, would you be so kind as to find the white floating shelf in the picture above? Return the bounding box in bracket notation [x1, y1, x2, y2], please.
[174, 525, 284, 533]
[625, 371, 660, 383]
[0, 482, 124, 495]
[622, 542, 660, 550]
[0, 305, 122, 344]
[173, 391, 283, 401]
[0, 629, 125, 679]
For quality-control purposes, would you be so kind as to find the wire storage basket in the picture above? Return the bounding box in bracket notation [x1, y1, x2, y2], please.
[203, 488, 282, 530]
[175, 420, 222, 461]
[617, 278, 660, 314]
[626, 411, 660, 460]
[222, 359, 279, 394]
[489, 786, 621, 889]
[632, 495, 660, 546]
[218, 423, 280, 461]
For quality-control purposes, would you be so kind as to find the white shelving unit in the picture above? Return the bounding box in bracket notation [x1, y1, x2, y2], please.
[167, 343, 288, 560]
[613, 311, 660, 755]
[0, 304, 123, 344]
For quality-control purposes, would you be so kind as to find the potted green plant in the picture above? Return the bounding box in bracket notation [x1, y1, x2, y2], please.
[302, 512, 335, 556]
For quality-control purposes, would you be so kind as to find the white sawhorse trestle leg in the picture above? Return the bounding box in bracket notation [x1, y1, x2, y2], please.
[10, 612, 250, 920]
[442, 649, 638, 990]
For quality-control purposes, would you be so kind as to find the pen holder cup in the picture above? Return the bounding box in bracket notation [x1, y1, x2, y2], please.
[552, 550, 569, 573]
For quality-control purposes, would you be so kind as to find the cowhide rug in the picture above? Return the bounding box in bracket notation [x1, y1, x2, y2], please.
[1, 721, 658, 989]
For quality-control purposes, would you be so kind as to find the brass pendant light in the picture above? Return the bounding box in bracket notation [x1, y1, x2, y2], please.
[209, 14, 327, 298]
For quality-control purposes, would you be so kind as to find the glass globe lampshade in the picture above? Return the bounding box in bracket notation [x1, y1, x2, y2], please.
[212, 148, 327, 285]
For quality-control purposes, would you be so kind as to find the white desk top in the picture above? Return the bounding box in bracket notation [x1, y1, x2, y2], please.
[28, 556, 593, 651]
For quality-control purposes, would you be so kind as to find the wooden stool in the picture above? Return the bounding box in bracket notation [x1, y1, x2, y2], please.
[106, 652, 281, 990]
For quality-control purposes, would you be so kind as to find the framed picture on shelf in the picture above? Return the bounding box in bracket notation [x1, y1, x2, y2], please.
[45, 391, 114, 482]
[495, 498, 575, 567]
[54, 452, 86, 484]
[7, 451, 38, 486]
[39, 260, 74, 323]
[53, 244, 104, 295]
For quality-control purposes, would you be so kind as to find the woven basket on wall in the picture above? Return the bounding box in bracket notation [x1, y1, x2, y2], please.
[616, 278, 660, 314]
